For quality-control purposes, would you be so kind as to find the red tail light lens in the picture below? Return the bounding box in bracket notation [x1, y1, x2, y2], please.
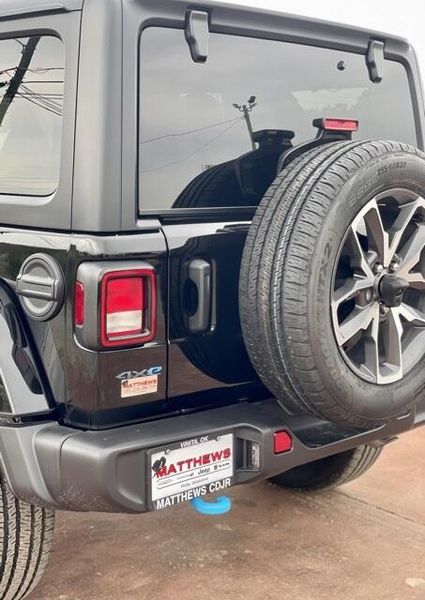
[105, 277, 144, 336]
[74, 281, 85, 327]
[100, 269, 156, 347]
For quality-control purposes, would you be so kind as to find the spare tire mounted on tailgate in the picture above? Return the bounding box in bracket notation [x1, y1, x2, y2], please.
[240, 140, 425, 429]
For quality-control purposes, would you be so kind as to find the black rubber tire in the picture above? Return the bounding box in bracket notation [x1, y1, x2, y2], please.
[0, 472, 55, 600]
[240, 140, 425, 429]
[270, 444, 382, 491]
[173, 161, 242, 208]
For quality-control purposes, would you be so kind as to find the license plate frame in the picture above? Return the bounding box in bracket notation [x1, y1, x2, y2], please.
[148, 432, 234, 510]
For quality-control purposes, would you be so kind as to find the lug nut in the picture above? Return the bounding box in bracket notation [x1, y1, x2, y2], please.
[380, 305, 389, 316]
[365, 289, 373, 302]
[389, 262, 400, 273]
[374, 263, 383, 274]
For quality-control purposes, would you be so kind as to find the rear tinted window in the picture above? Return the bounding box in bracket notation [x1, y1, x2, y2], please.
[139, 28, 417, 211]
[0, 36, 64, 196]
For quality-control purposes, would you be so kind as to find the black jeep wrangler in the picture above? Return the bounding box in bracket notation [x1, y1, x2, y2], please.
[0, 0, 424, 597]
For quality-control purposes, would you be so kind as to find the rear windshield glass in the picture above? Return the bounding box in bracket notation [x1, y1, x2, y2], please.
[139, 28, 417, 211]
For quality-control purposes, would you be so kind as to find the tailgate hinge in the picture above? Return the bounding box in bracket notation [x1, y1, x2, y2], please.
[367, 39, 385, 83]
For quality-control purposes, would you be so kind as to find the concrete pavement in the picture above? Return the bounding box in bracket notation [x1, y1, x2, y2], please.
[29, 428, 425, 600]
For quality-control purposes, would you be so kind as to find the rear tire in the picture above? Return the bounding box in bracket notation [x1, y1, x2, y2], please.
[270, 444, 382, 491]
[0, 472, 55, 600]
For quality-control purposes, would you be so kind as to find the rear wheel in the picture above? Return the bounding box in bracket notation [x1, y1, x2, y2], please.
[0, 471, 55, 600]
[270, 444, 382, 491]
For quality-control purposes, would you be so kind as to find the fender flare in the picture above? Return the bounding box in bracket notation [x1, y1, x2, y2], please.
[0, 281, 52, 418]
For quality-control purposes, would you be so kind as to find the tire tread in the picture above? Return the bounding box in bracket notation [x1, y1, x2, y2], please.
[0, 472, 54, 600]
[271, 444, 383, 491]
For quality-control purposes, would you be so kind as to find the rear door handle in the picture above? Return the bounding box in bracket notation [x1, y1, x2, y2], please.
[188, 259, 211, 333]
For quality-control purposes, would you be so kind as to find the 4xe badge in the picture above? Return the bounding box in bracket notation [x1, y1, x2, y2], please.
[116, 366, 163, 399]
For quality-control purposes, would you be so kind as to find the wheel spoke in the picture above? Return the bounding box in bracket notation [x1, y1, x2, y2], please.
[362, 311, 380, 381]
[346, 226, 375, 279]
[397, 303, 425, 326]
[398, 222, 425, 276]
[405, 272, 425, 290]
[382, 308, 404, 372]
[331, 276, 373, 310]
[388, 195, 425, 260]
[362, 200, 390, 267]
[336, 302, 378, 347]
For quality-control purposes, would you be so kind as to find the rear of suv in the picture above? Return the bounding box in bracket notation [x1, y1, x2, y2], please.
[0, 0, 425, 597]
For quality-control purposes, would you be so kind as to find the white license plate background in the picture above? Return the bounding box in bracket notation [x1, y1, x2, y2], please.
[150, 433, 234, 508]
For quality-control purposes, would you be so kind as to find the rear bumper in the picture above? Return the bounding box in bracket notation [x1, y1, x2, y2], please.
[1, 398, 424, 513]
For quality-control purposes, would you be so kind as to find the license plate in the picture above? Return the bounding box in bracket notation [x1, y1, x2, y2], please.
[150, 433, 234, 510]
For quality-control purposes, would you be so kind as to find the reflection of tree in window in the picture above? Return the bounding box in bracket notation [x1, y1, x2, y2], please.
[140, 116, 244, 174]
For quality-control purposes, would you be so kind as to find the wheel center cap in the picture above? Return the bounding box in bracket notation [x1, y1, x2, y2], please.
[379, 274, 409, 307]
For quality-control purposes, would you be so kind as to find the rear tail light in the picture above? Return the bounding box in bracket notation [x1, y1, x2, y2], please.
[100, 269, 156, 347]
[74, 262, 156, 350]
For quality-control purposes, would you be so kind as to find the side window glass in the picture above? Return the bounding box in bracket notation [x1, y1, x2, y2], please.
[0, 36, 64, 196]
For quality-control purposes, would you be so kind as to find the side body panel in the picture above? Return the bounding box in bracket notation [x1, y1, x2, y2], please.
[0, 229, 71, 418]
[64, 232, 170, 429]
[0, 3, 171, 429]
[0, 229, 170, 429]
[0, 9, 78, 420]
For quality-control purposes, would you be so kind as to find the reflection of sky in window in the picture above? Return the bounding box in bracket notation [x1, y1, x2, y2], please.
[0, 36, 64, 196]
[293, 88, 367, 111]
[139, 29, 417, 209]
[223, 0, 425, 87]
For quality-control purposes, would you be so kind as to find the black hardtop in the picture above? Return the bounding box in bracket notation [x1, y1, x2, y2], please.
[0, 0, 412, 52]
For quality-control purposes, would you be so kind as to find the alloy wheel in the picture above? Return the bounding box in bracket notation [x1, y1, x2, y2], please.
[331, 189, 425, 384]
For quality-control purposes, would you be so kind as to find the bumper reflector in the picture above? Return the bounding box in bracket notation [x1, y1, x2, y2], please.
[274, 430, 293, 454]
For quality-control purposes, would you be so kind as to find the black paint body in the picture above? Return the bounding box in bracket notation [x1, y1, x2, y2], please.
[0, 0, 424, 433]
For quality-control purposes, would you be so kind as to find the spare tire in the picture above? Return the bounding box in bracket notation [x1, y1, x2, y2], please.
[240, 140, 425, 429]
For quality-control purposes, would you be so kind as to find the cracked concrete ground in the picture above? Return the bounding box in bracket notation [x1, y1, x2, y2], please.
[29, 427, 425, 600]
